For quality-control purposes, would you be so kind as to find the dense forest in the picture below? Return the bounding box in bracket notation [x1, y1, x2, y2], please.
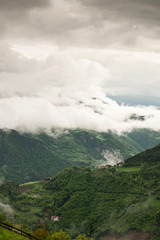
[1, 142, 160, 239]
[0, 128, 159, 183]
[0, 128, 160, 240]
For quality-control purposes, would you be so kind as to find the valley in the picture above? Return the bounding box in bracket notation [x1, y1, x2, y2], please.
[0, 128, 159, 184]
[0, 128, 160, 240]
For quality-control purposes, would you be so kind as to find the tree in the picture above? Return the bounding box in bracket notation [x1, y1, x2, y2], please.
[154, 211, 160, 240]
[75, 234, 88, 240]
[50, 230, 71, 240]
[33, 228, 50, 240]
[0, 213, 6, 222]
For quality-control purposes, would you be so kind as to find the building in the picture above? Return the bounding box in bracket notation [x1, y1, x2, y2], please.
[51, 216, 60, 221]
[43, 177, 52, 181]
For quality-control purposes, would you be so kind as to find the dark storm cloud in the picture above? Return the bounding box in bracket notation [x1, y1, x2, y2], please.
[0, 0, 52, 41]
[79, 0, 160, 26]
[67, 0, 160, 50]
[79, 0, 160, 12]
[0, 0, 51, 11]
[0, 0, 160, 50]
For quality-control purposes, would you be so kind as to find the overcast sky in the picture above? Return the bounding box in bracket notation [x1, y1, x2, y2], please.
[0, 0, 160, 133]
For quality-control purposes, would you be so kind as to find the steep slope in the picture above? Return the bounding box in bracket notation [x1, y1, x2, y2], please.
[1, 142, 160, 239]
[127, 128, 160, 150]
[0, 128, 159, 184]
[36, 129, 143, 166]
[0, 129, 70, 183]
[43, 165, 160, 238]
[2, 142, 160, 238]
[124, 143, 160, 166]
[0, 228, 26, 240]
[3, 162, 160, 239]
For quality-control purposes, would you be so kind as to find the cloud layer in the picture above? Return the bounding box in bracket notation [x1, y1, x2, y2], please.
[0, 0, 160, 50]
[0, 1, 160, 133]
[0, 45, 160, 133]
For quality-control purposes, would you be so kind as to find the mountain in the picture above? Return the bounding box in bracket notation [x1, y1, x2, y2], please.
[0, 128, 160, 184]
[1, 137, 160, 239]
[42, 164, 160, 238]
[0, 129, 70, 183]
[124, 143, 160, 166]
[0, 128, 142, 183]
[35, 129, 143, 166]
[1, 143, 160, 238]
[1, 157, 160, 239]
[126, 128, 160, 150]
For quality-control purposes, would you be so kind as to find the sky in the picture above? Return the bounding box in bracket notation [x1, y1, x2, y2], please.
[0, 0, 160, 133]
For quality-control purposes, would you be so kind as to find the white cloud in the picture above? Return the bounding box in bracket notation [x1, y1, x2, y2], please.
[0, 45, 160, 134]
[0, 201, 14, 218]
[0, 0, 160, 134]
[103, 150, 123, 166]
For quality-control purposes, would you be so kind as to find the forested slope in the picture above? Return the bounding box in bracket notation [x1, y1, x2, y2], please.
[0, 128, 160, 184]
[124, 143, 160, 166]
[1, 145, 160, 239]
[0, 129, 70, 183]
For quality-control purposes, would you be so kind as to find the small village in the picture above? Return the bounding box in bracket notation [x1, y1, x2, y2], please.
[95, 161, 123, 170]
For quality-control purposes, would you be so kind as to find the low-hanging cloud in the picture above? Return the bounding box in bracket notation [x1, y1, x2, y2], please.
[103, 150, 123, 166]
[0, 201, 14, 218]
[0, 45, 160, 134]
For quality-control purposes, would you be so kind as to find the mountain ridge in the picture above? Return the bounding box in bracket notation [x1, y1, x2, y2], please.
[0, 128, 159, 183]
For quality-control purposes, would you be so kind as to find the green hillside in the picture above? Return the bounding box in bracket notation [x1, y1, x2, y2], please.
[0, 212, 28, 240]
[36, 129, 143, 166]
[1, 141, 160, 239]
[42, 164, 160, 239]
[124, 143, 160, 166]
[0, 129, 70, 183]
[1, 130, 160, 239]
[127, 128, 160, 150]
[0, 128, 160, 184]
[0, 228, 26, 240]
